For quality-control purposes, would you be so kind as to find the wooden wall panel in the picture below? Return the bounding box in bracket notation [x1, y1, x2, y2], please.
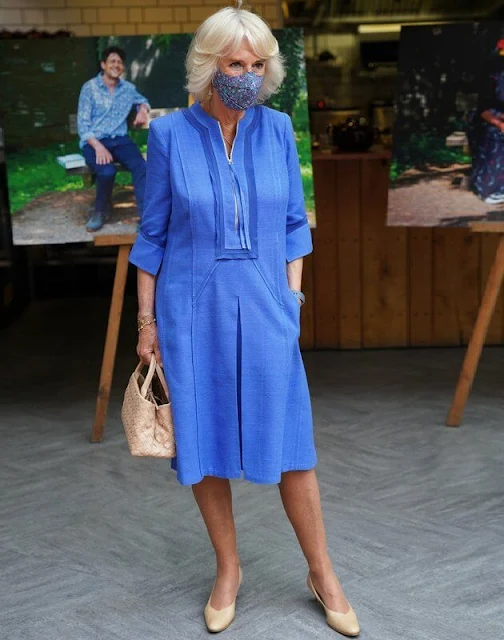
[408, 228, 433, 346]
[432, 229, 459, 345]
[336, 160, 362, 348]
[433, 229, 480, 345]
[458, 232, 481, 343]
[480, 233, 504, 344]
[312, 161, 339, 347]
[360, 159, 408, 347]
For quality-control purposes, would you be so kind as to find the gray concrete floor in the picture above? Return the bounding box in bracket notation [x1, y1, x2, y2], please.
[1, 297, 503, 639]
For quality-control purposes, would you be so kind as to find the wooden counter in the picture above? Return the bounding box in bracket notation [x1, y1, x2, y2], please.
[311, 148, 392, 161]
[300, 150, 504, 350]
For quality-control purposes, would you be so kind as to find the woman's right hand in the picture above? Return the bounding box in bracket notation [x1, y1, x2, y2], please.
[137, 323, 163, 367]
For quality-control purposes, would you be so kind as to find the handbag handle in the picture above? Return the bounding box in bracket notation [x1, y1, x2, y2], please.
[137, 354, 170, 402]
[138, 354, 157, 397]
[155, 361, 170, 401]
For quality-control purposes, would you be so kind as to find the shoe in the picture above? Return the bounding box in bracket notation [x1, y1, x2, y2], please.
[204, 566, 243, 633]
[86, 211, 106, 232]
[484, 193, 504, 204]
[307, 572, 360, 637]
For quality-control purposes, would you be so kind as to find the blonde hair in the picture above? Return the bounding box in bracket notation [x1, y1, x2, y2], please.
[185, 3, 285, 104]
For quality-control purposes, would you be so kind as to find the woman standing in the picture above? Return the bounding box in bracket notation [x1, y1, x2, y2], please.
[129, 3, 360, 635]
[471, 39, 504, 204]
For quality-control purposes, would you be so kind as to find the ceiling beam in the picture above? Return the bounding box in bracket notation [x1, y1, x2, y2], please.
[323, 11, 489, 24]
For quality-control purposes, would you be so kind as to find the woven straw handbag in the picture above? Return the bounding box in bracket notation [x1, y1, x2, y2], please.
[121, 354, 176, 458]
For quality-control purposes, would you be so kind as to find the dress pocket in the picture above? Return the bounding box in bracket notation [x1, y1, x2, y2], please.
[290, 290, 302, 316]
[252, 261, 283, 306]
[192, 262, 222, 305]
[284, 288, 301, 337]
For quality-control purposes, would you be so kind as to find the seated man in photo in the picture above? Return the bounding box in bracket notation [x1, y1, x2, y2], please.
[77, 46, 150, 232]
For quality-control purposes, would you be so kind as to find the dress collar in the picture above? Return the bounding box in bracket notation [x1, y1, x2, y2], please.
[189, 101, 256, 131]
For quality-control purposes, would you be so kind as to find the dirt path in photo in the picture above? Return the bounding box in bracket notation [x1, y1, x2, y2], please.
[11, 186, 138, 246]
[388, 171, 504, 226]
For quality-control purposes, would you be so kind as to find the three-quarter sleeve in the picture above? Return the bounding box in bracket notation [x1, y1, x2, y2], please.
[283, 113, 313, 263]
[129, 118, 172, 276]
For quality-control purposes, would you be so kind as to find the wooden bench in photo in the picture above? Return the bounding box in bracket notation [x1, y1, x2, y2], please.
[64, 155, 146, 187]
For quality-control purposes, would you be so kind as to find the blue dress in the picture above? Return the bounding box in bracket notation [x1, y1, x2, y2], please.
[470, 71, 504, 199]
[129, 101, 317, 485]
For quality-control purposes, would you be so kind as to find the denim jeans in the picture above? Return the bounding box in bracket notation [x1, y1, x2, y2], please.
[82, 135, 146, 217]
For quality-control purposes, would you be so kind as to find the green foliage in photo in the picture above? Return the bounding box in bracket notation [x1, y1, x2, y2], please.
[268, 28, 305, 118]
[7, 141, 83, 214]
[7, 128, 149, 213]
[390, 133, 471, 184]
[291, 90, 314, 215]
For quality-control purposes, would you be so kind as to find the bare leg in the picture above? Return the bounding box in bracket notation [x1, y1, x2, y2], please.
[278, 469, 350, 612]
[192, 476, 241, 610]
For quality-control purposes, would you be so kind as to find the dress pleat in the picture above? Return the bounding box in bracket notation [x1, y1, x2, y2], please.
[236, 297, 243, 470]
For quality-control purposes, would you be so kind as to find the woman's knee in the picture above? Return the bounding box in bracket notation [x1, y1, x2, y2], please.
[191, 475, 232, 497]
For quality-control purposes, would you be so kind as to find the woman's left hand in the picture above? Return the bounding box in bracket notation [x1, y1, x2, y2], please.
[137, 323, 163, 367]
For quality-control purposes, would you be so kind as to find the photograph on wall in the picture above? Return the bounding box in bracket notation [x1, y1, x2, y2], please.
[388, 22, 504, 227]
[0, 27, 314, 246]
[0, 34, 191, 245]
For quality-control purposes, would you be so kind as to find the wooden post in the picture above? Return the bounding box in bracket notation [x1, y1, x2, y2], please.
[446, 223, 504, 427]
[90, 234, 136, 442]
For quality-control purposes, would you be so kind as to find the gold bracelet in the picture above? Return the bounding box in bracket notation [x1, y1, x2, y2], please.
[138, 317, 156, 332]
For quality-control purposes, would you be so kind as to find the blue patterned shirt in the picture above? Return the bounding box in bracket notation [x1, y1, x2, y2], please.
[77, 73, 149, 148]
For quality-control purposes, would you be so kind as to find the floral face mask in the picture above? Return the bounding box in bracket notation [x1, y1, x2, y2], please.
[212, 68, 264, 110]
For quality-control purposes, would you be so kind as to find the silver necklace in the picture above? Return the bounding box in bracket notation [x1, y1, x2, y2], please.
[207, 101, 236, 148]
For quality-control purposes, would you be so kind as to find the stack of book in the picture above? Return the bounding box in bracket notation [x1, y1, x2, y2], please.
[56, 154, 86, 169]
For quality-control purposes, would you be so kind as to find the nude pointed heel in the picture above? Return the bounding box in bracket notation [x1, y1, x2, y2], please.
[204, 566, 243, 633]
[307, 572, 360, 637]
